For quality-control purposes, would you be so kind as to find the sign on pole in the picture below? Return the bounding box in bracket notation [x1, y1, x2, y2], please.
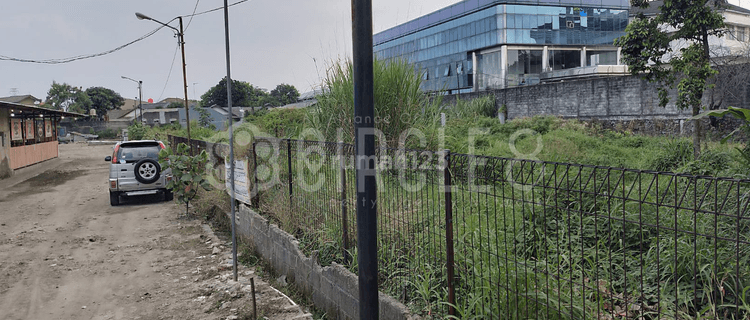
[225, 159, 251, 206]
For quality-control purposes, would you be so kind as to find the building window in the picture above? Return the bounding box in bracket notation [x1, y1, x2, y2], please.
[549, 50, 581, 70]
[507, 49, 544, 75]
[587, 50, 617, 66]
[738, 26, 746, 42]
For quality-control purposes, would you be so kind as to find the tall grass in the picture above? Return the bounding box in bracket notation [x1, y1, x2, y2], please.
[309, 58, 443, 148]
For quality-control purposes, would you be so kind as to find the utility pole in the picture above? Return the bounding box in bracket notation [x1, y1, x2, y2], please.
[222, 0, 238, 282]
[352, 0, 378, 318]
[179, 16, 191, 153]
[138, 81, 143, 124]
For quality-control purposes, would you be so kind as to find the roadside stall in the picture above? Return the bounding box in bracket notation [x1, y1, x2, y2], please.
[0, 101, 86, 178]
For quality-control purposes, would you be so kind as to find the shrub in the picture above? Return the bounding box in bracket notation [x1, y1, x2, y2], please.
[649, 139, 693, 172]
[678, 149, 731, 176]
[245, 108, 306, 138]
[96, 128, 118, 139]
[127, 122, 148, 140]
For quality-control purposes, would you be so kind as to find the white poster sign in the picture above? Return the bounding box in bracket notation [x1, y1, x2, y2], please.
[225, 159, 251, 205]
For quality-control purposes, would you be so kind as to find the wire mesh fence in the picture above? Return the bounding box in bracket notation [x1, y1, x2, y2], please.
[171, 134, 750, 319]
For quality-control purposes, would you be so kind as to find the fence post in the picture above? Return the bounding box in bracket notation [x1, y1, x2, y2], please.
[444, 149, 456, 316]
[287, 139, 293, 207]
[339, 142, 350, 264]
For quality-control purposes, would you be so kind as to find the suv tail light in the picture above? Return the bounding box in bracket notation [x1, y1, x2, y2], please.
[111, 144, 120, 164]
[158, 142, 166, 149]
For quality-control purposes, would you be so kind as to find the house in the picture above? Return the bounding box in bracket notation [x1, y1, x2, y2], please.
[0, 95, 42, 106]
[182, 105, 241, 130]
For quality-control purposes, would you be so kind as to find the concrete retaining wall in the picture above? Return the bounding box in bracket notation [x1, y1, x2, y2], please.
[231, 204, 417, 320]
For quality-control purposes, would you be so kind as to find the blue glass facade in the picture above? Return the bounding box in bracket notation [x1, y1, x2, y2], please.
[373, 0, 629, 92]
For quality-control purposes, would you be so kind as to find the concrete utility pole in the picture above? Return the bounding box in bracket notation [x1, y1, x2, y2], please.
[222, 0, 239, 282]
[351, 0, 378, 318]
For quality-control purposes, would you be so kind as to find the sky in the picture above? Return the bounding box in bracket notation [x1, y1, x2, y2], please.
[0, 0, 458, 103]
[2, 0, 749, 104]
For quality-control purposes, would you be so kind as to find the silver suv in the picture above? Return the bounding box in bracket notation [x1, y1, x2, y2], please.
[105, 140, 173, 206]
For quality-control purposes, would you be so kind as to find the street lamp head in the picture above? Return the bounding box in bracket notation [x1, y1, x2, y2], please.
[135, 12, 152, 21]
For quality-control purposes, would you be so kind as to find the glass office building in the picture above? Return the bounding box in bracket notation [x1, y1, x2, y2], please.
[373, 0, 629, 92]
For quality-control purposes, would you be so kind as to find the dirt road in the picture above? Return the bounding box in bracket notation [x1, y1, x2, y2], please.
[0, 143, 310, 320]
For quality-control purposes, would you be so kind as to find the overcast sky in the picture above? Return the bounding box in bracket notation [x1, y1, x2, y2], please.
[0, 0, 459, 103]
[1, 0, 748, 104]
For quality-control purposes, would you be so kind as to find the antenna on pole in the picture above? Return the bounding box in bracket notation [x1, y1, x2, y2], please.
[9, 88, 18, 96]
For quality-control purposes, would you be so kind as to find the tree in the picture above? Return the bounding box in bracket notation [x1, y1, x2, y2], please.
[45, 81, 92, 114]
[85, 87, 124, 120]
[270, 83, 300, 106]
[193, 105, 216, 130]
[615, 0, 726, 158]
[200, 77, 253, 109]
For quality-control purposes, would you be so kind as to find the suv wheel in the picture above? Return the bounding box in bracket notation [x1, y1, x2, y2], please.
[134, 159, 161, 184]
[109, 191, 120, 206]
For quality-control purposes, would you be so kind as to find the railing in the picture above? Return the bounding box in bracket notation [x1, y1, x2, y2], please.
[171, 135, 750, 319]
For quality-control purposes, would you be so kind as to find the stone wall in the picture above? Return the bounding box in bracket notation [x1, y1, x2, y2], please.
[231, 205, 416, 320]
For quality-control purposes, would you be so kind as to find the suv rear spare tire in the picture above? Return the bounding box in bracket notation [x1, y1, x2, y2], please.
[134, 158, 161, 184]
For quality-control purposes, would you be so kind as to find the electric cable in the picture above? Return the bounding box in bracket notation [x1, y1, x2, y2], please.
[0, 0, 249, 65]
[0, 25, 166, 64]
[157, 44, 182, 102]
[184, 0, 201, 32]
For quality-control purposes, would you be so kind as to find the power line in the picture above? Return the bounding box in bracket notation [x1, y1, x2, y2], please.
[0, 25, 166, 64]
[184, 0, 201, 32]
[185, 0, 248, 18]
[158, 44, 182, 102]
[0, 0, 249, 65]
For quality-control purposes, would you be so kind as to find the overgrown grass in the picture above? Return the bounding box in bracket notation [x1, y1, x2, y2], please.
[186, 56, 750, 319]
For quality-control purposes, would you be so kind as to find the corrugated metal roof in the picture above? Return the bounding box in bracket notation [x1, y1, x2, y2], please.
[0, 101, 88, 118]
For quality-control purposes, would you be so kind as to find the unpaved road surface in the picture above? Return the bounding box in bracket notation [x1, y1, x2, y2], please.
[0, 143, 310, 320]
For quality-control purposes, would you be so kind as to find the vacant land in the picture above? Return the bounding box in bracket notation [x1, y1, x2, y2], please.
[0, 143, 309, 320]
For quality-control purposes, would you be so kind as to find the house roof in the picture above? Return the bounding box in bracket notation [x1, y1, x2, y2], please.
[0, 100, 87, 119]
[631, 1, 750, 17]
[107, 109, 131, 120]
[277, 99, 317, 110]
[0, 95, 41, 104]
[208, 105, 243, 118]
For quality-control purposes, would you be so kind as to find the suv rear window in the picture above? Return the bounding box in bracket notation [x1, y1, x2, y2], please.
[117, 143, 161, 163]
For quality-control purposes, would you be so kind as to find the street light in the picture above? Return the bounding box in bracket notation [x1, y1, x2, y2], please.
[121, 76, 142, 123]
[135, 11, 192, 149]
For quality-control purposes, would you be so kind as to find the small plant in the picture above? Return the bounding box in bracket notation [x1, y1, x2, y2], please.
[158, 142, 212, 217]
